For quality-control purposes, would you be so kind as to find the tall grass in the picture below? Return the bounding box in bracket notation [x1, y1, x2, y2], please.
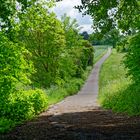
[99, 50, 140, 116]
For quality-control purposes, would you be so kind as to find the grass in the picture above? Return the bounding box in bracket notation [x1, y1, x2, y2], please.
[99, 49, 140, 116]
[94, 45, 110, 63]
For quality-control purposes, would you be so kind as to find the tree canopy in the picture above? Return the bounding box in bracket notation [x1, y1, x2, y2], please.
[77, 0, 140, 34]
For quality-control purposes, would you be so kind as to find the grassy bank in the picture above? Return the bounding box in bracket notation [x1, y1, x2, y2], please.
[99, 50, 140, 115]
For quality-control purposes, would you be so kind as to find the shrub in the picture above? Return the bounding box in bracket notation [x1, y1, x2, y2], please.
[0, 32, 33, 119]
[81, 40, 94, 70]
[0, 118, 15, 133]
[28, 89, 48, 114]
[124, 32, 140, 83]
[2, 89, 47, 121]
[64, 78, 84, 95]
[0, 33, 47, 123]
[116, 37, 128, 52]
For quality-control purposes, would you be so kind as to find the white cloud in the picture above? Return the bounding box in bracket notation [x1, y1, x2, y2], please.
[80, 24, 93, 34]
[52, 0, 93, 33]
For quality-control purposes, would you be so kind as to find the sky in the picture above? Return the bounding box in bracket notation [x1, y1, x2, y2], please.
[52, 0, 93, 34]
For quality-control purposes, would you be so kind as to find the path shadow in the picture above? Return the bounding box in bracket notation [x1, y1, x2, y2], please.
[1, 107, 140, 140]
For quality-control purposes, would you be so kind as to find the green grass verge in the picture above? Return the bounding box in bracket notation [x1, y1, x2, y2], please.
[99, 49, 140, 116]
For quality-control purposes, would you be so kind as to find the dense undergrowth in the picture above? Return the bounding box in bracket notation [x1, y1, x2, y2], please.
[99, 50, 140, 116]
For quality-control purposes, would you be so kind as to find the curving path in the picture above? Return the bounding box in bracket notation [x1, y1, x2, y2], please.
[46, 48, 112, 115]
[1, 48, 140, 140]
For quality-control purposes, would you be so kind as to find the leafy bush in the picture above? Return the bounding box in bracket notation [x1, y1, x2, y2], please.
[0, 88, 47, 133]
[0, 33, 47, 132]
[1, 89, 47, 121]
[116, 37, 128, 52]
[124, 32, 140, 84]
[0, 118, 15, 133]
[28, 89, 48, 114]
[81, 40, 94, 70]
[64, 78, 84, 95]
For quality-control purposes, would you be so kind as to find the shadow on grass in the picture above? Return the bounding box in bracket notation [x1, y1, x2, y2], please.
[0, 107, 140, 140]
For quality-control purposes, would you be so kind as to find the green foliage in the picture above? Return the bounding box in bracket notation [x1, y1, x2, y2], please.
[116, 37, 128, 52]
[0, 118, 15, 133]
[81, 40, 94, 69]
[0, 0, 38, 30]
[102, 29, 121, 48]
[99, 50, 140, 115]
[0, 32, 32, 101]
[0, 89, 47, 133]
[77, 0, 140, 33]
[0, 1, 95, 133]
[18, 3, 66, 87]
[123, 32, 140, 83]
[7, 89, 47, 120]
[58, 14, 94, 81]
[0, 33, 47, 132]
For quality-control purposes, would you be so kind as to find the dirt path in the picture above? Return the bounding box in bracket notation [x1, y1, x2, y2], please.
[1, 48, 140, 140]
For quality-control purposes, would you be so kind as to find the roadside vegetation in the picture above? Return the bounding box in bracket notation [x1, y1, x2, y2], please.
[0, 1, 95, 133]
[1, 0, 139, 134]
[99, 50, 140, 115]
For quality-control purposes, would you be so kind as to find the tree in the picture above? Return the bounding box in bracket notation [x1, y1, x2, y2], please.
[89, 33, 104, 45]
[78, 0, 140, 83]
[102, 29, 120, 48]
[77, 0, 140, 33]
[59, 14, 94, 80]
[81, 31, 89, 40]
[124, 33, 140, 84]
[18, 3, 66, 87]
[0, 0, 37, 30]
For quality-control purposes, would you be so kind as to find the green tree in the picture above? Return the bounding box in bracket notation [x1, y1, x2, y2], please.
[60, 14, 94, 79]
[18, 3, 66, 87]
[0, 32, 33, 116]
[78, 0, 140, 83]
[77, 0, 140, 33]
[102, 29, 120, 48]
[124, 33, 140, 84]
[0, 0, 37, 30]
